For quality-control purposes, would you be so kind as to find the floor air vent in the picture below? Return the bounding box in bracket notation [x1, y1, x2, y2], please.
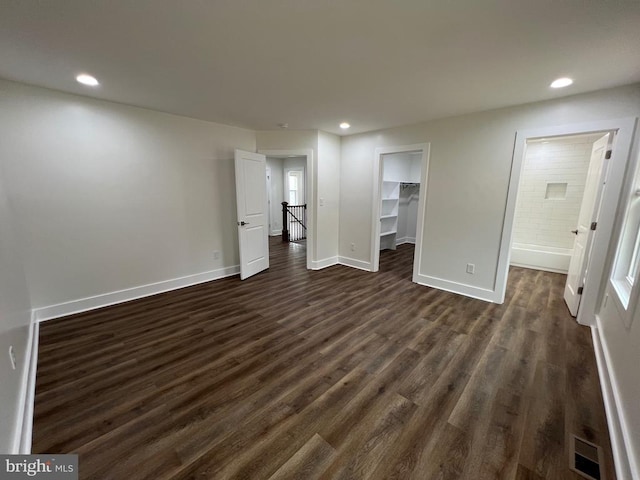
[570, 435, 605, 480]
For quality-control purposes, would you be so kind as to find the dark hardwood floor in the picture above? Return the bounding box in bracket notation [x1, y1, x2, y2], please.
[33, 238, 615, 479]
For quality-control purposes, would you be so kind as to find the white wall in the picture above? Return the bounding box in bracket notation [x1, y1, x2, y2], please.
[597, 286, 640, 479]
[382, 152, 421, 183]
[0, 164, 32, 453]
[594, 131, 640, 479]
[316, 132, 340, 263]
[0, 79, 255, 312]
[266, 157, 284, 235]
[397, 185, 419, 244]
[409, 154, 422, 184]
[514, 135, 598, 250]
[339, 84, 640, 300]
[383, 152, 411, 182]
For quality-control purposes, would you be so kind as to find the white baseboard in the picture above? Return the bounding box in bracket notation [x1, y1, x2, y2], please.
[592, 320, 637, 480]
[396, 236, 416, 245]
[12, 312, 39, 454]
[510, 245, 570, 274]
[269, 230, 282, 237]
[311, 256, 339, 270]
[34, 265, 240, 322]
[509, 262, 568, 274]
[338, 256, 373, 272]
[413, 273, 496, 303]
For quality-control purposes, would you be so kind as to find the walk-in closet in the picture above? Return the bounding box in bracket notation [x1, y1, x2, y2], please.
[380, 152, 421, 251]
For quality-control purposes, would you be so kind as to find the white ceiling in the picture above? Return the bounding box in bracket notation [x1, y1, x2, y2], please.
[1, 1, 639, 135]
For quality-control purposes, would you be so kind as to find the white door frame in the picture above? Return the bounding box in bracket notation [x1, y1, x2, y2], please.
[266, 167, 273, 235]
[497, 117, 637, 326]
[258, 149, 314, 270]
[371, 143, 430, 275]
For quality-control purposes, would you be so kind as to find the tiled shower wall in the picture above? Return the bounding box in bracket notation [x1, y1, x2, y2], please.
[513, 135, 598, 249]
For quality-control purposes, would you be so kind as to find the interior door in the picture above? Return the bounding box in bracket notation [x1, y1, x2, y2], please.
[564, 133, 610, 316]
[235, 149, 269, 280]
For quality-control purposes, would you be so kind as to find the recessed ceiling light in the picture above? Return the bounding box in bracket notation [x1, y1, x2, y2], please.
[550, 77, 573, 89]
[340, 122, 350, 129]
[76, 74, 99, 86]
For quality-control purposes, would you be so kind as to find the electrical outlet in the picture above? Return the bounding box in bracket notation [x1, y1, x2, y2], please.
[9, 346, 16, 370]
[466, 263, 475, 274]
[213, 251, 221, 260]
[350, 243, 356, 252]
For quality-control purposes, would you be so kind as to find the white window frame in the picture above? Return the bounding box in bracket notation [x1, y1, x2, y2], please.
[609, 151, 640, 327]
[626, 212, 640, 286]
[287, 170, 302, 205]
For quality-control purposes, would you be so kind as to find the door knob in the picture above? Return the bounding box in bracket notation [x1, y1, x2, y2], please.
[571, 229, 579, 235]
[238, 221, 249, 226]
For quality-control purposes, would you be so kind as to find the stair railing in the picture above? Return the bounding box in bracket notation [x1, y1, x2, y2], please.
[281, 202, 307, 242]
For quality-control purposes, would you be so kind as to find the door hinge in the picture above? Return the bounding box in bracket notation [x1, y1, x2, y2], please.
[578, 286, 584, 295]
[605, 150, 612, 160]
[591, 222, 597, 231]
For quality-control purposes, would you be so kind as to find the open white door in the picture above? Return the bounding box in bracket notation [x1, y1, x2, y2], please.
[564, 133, 610, 316]
[235, 149, 269, 280]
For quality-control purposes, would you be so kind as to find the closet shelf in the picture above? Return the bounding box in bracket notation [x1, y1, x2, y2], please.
[380, 230, 397, 236]
[381, 214, 397, 219]
[382, 197, 398, 201]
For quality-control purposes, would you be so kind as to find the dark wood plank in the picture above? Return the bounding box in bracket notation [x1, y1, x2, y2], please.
[267, 433, 336, 480]
[518, 360, 567, 479]
[317, 393, 418, 479]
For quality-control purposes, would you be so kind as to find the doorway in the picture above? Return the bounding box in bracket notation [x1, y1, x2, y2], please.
[497, 118, 637, 325]
[371, 143, 430, 282]
[510, 132, 613, 316]
[266, 155, 307, 244]
[378, 152, 421, 250]
[259, 149, 313, 270]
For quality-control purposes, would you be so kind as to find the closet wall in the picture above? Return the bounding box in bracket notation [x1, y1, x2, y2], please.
[397, 184, 420, 244]
[380, 152, 421, 250]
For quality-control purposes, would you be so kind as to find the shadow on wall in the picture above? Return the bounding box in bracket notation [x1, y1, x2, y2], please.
[0, 169, 33, 453]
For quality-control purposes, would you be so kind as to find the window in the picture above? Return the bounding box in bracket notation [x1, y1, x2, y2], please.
[611, 176, 640, 309]
[287, 170, 304, 205]
[627, 224, 640, 286]
[288, 172, 299, 204]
